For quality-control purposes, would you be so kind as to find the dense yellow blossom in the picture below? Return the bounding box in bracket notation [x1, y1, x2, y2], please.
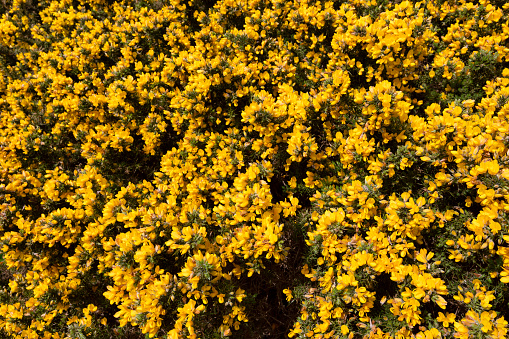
[1, 0, 509, 338]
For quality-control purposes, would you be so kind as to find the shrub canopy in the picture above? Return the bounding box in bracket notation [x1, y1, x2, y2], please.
[1, 0, 509, 338]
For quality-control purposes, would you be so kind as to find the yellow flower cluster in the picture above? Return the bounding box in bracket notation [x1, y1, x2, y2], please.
[1, 0, 509, 338]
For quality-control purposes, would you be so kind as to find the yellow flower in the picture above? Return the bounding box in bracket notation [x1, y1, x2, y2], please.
[433, 294, 447, 309]
[437, 312, 455, 327]
[415, 249, 434, 264]
[283, 289, 293, 301]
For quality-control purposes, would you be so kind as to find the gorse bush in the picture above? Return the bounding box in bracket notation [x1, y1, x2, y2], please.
[1, 0, 509, 338]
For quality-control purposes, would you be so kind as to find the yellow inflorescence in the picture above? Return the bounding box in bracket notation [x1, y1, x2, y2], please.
[1, 0, 509, 338]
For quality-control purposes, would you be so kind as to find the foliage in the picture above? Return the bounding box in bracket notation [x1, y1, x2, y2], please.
[1, 0, 509, 338]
